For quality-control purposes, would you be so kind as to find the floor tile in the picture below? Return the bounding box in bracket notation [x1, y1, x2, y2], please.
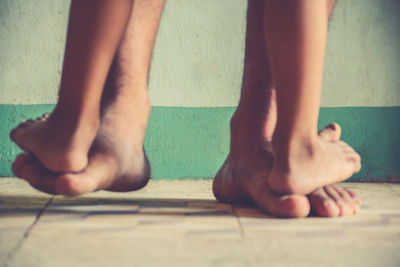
[1, 178, 400, 267]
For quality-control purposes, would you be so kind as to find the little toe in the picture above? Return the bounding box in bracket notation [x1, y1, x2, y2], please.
[334, 186, 358, 215]
[325, 185, 353, 216]
[342, 187, 361, 214]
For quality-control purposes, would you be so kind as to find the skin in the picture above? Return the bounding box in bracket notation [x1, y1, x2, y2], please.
[214, 122, 361, 218]
[11, 0, 166, 196]
[10, 0, 134, 173]
[11, 0, 361, 217]
[264, 0, 361, 194]
[213, 0, 361, 217]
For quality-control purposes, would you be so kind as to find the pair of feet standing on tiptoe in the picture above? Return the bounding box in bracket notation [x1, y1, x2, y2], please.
[10, 90, 361, 218]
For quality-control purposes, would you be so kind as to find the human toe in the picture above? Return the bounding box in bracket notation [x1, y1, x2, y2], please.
[255, 184, 310, 218]
[54, 173, 96, 197]
[308, 187, 340, 217]
[269, 194, 310, 218]
[325, 185, 354, 216]
[319, 123, 341, 141]
[12, 153, 35, 177]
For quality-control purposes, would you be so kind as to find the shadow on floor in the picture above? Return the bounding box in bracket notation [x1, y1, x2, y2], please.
[0, 195, 277, 219]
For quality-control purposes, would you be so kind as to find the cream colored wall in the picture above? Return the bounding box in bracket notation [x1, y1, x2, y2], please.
[0, 0, 399, 107]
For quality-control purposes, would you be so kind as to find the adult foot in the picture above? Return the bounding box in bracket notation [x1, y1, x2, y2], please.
[10, 111, 99, 173]
[213, 124, 361, 217]
[11, 98, 151, 196]
[269, 123, 361, 194]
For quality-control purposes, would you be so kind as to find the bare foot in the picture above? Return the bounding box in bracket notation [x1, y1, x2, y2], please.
[12, 0, 166, 195]
[9, 112, 99, 173]
[308, 185, 361, 217]
[213, 124, 361, 218]
[11, 99, 151, 196]
[269, 123, 362, 194]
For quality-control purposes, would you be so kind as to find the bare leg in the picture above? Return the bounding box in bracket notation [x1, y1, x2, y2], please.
[10, 0, 133, 173]
[11, 0, 165, 196]
[265, 0, 361, 194]
[213, 0, 360, 217]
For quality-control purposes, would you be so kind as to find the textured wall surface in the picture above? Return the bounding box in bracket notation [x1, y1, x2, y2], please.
[0, 0, 399, 179]
[0, 0, 399, 106]
[0, 0, 69, 104]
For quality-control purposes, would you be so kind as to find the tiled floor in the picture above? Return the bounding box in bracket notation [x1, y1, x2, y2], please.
[1, 178, 400, 267]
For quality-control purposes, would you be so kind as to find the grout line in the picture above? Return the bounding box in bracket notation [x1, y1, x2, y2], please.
[4, 196, 54, 267]
[231, 204, 245, 240]
[231, 205, 254, 267]
[384, 183, 400, 196]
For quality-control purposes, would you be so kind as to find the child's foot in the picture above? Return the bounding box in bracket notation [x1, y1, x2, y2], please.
[308, 185, 361, 217]
[11, 98, 151, 196]
[213, 124, 361, 218]
[10, 111, 99, 173]
[269, 123, 362, 195]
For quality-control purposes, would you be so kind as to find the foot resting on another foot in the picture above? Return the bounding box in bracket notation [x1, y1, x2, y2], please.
[10, 111, 99, 173]
[213, 124, 361, 218]
[11, 101, 151, 196]
[269, 123, 362, 195]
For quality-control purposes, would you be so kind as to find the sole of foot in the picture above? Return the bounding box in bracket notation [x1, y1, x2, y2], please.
[268, 123, 361, 195]
[11, 104, 150, 197]
[10, 113, 98, 173]
[213, 124, 361, 218]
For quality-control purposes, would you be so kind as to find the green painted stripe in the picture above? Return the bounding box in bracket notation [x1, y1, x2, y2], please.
[0, 105, 399, 180]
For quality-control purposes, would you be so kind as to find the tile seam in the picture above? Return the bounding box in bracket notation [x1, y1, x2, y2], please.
[3, 196, 54, 267]
[384, 183, 400, 196]
[231, 205, 245, 240]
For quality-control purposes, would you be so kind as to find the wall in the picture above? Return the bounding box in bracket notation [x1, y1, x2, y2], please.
[0, 0, 399, 179]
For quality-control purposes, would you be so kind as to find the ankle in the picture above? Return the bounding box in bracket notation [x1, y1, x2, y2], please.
[229, 114, 262, 155]
[49, 106, 100, 134]
[272, 133, 320, 167]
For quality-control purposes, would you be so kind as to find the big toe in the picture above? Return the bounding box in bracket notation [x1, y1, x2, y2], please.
[12, 153, 36, 177]
[252, 182, 310, 218]
[269, 194, 311, 218]
[55, 152, 118, 196]
[319, 122, 341, 142]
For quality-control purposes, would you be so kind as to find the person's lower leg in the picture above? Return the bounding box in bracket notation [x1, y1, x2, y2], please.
[10, 0, 134, 173]
[99, 0, 166, 192]
[54, 0, 133, 124]
[265, 0, 361, 194]
[230, 0, 276, 156]
[11, 0, 166, 196]
[214, 0, 360, 217]
[214, 0, 310, 218]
